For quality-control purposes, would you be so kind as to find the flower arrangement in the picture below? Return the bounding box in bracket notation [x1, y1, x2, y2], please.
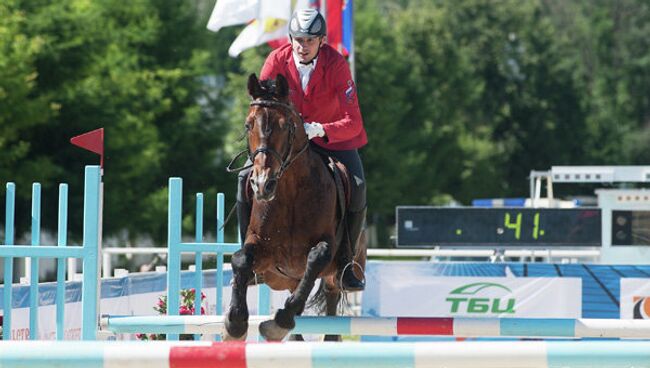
[136, 288, 207, 341]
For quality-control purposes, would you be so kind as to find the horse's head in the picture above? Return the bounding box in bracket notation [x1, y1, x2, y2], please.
[246, 73, 307, 201]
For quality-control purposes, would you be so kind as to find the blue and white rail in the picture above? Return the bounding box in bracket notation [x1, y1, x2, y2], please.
[102, 315, 650, 339]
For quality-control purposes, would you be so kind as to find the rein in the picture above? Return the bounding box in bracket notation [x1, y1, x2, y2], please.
[226, 99, 309, 178]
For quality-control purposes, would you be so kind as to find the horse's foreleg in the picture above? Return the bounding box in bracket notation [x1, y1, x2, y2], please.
[259, 241, 332, 341]
[224, 244, 255, 341]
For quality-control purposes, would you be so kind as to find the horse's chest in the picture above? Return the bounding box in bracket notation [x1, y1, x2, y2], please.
[255, 234, 309, 273]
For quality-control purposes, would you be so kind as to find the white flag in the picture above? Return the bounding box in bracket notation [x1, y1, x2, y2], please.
[228, 0, 292, 57]
[207, 0, 259, 32]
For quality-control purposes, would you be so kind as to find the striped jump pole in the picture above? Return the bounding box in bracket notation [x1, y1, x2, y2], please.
[1, 340, 650, 368]
[102, 315, 650, 339]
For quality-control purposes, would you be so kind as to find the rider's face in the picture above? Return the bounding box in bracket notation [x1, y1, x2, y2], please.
[291, 36, 323, 64]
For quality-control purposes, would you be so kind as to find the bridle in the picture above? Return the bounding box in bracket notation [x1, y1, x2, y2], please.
[226, 99, 310, 178]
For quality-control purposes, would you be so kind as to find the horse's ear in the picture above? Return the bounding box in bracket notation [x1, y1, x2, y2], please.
[248, 73, 262, 99]
[275, 73, 289, 99]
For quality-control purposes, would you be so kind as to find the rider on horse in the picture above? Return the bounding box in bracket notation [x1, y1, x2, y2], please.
[236, 8, 367, 291]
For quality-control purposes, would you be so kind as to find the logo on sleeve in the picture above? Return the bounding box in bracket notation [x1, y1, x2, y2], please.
[344, 80, 355, 103]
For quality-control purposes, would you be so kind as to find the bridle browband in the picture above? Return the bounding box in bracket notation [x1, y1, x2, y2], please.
[226, 99, 310, 178]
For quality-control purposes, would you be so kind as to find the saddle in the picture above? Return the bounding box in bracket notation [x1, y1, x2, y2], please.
[329, 156, 351, 246]
[327, 157, 351, 210]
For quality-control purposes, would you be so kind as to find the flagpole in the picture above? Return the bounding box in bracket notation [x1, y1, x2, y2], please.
[71, 128, 104, 337]
[349, 1, 355, 81]
[321, 0, 327, 42]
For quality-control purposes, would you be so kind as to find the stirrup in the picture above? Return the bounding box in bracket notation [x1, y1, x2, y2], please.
[338, 261, 365, 292]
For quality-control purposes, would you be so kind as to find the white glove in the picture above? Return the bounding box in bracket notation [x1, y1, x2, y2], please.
[303, 122, 325, 140]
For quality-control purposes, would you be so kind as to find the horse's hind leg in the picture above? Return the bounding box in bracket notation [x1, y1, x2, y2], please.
[323, 286, 342, 342]
[259, 241, 332, 341]
[290, 281, 339, 342]
[224, 244, 255, 341]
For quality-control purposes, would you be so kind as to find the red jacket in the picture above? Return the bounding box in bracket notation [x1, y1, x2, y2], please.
[260, 43, 367, 151]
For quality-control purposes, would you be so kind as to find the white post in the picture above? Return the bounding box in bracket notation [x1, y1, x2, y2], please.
[23, 258, 30, 283]
[102, 253, 111, 279]
[68, 258, 77, 281]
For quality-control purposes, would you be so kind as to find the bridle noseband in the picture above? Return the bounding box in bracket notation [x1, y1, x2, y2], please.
[226, 99, 309, 178]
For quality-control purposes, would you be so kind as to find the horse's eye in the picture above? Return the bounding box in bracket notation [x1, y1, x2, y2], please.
[245, 122, 252, 131]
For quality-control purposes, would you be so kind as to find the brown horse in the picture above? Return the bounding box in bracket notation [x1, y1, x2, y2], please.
[224, 73, 366, 342]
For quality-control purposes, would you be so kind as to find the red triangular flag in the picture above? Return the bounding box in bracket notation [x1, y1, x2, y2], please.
[71, 128, 104, 167]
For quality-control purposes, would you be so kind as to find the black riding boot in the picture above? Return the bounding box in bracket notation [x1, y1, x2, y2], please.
[339, 207, 366, 291]
[237, 200, 252, 245]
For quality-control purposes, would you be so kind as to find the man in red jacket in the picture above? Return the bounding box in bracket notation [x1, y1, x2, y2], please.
[237, 8, 367, 291]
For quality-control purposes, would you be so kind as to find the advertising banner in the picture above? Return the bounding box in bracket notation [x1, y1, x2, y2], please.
[365, 267, 581, 318]
[620, 278, 650, 319]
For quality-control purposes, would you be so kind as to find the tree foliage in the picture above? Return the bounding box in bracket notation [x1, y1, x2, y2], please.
[1, 0, 238, 242]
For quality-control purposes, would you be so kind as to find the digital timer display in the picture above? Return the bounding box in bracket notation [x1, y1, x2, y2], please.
[396, 207, 602, 247]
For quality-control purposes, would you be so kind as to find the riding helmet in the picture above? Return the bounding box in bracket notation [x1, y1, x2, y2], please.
[289, 9, 326, 38]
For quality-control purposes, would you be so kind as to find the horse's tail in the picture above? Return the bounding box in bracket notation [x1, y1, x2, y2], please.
[306, 278, 353, 316]
[306, 280, 328, 314]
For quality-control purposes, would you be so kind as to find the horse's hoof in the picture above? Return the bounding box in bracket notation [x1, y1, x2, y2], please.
[224, 316, 248, 341]
[288, 334, 305, 341]
[323, 334, 342, 342]
[259, 319, 290, 341]
[222, 331, 247, 341]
